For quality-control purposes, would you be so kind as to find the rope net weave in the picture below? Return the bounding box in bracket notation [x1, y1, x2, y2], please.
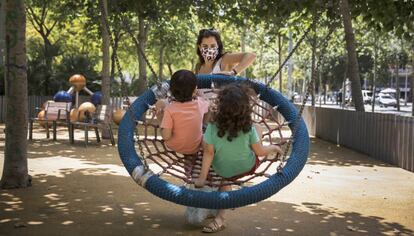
[134, 89, 290, 187]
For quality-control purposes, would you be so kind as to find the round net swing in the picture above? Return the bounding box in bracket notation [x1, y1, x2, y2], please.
[118, 75, 310, 209]
[134, 81, 290, 188]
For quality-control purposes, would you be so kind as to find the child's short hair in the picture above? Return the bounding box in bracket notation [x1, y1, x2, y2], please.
[170, 70, 197, 102]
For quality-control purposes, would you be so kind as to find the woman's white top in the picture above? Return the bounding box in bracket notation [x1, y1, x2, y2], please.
[210, 57, 223, 74]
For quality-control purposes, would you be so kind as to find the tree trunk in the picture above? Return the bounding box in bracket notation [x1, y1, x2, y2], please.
[412, 54, 414, 116]
[240, 27, 246, 77]
[110, 31, 117, 95]
[167, 63, 173, 77]
[0, 0, 5, 95]
[372, 36, 377, 112]
[136, 15, 148, 95]
[99, 0, 111, 105]
[41, 35, 53, 95]
[158, 44, 165, 80]
[1, 0, 31, 189]
[310, 38, 316, 106]
[0, 0, 5, 66]
[340, 0, 365, 111]
[258, 41, 264, 80]
[395, 57, 400, 111]
[99, 0, 111, 139]
[278, 34, 282, 93]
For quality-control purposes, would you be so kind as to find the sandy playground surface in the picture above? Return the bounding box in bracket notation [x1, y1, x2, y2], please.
[0, 124, 414, 236]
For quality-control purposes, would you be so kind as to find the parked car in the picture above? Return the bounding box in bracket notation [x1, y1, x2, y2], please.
[362, 90, 373, 104]
[376, 93, 397, 108]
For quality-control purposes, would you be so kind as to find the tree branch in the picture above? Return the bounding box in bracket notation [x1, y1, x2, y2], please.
[40, 2, 47, 24]
[26, 8, 42, 35]
[46, 19, 59, 37]
[26, 6, 45, 35]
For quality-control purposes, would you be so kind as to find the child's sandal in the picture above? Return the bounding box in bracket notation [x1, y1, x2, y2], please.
[202, 218, 226, 233]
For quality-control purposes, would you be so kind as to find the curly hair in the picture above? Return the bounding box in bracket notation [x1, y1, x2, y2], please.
[212, 83, 255, 142]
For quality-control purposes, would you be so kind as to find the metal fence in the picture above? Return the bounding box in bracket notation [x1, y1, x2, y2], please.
[300, 106, 414, 172]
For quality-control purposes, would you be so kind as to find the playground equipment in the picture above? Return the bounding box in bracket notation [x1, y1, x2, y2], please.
[66, 74, 101, 108]
[112, 97, 131, 125]
[54, 74, 102, 122]
[77, 102, 97, 121]
[112, 109, 126, 125]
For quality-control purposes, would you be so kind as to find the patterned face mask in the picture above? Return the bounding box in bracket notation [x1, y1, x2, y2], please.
[200, 47, 219, 62]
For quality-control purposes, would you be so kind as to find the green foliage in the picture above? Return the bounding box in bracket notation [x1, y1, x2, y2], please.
[22, 0, 414, 97]
[27, 39, 100, 95]
[353, 0, 414, 40]
[52, 54, 101, 92]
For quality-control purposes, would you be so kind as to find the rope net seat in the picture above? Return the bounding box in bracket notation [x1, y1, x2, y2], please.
[134, 88, 290, 188]
[118, 75, 310, 209]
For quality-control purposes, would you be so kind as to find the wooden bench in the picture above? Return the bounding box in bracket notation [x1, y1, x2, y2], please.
[29, 102, 72, 141]
[70, 105, 115, 147]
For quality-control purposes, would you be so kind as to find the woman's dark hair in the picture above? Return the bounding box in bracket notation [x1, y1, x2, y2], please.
[196, 28, 225, 66]
[212, 83, 254, 142]
[170, 70, 197, 103]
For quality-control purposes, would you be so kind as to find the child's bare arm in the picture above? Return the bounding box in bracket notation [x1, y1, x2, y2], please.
[194, 142, 215, 187]
[202, 110, 211, 125]
[251, 143, 283, 157]
[155, 99, 167, 124]
[161, 128, 172, 141]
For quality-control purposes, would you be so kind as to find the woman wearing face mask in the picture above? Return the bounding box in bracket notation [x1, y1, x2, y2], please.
[195, 28, 256, 76]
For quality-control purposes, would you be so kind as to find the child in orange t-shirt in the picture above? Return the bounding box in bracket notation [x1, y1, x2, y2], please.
[155, 70, 209, 155]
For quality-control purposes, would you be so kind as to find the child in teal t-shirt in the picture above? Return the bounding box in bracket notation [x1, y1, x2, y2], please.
[203, 123, 259, 178]
[194, 83, 283, 233]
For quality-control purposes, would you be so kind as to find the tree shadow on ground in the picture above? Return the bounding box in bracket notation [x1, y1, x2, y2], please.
[0, 124, 392, 169]
[0, 165, 412, 236]
[306, 138, 389, 168]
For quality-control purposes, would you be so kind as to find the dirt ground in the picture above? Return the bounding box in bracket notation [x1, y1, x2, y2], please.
[0, 124, 413, 236]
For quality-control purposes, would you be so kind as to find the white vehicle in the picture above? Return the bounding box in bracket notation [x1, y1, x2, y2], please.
[292, 92, 301, 103]
[376, 93, 397, 108]
[362, 90, 373, 104]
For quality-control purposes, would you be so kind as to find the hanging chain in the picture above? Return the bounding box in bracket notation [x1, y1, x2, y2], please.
[112, 1, 161, 87]
[277, 22, 336, 172]
[137, 130, 150, 170]
[98, 0, 126, 91]
[99, 0, 161, 88]
[265, 14, 320, 88]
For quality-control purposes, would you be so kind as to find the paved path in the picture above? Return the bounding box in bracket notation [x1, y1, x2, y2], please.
[1, 126, 413, 235]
